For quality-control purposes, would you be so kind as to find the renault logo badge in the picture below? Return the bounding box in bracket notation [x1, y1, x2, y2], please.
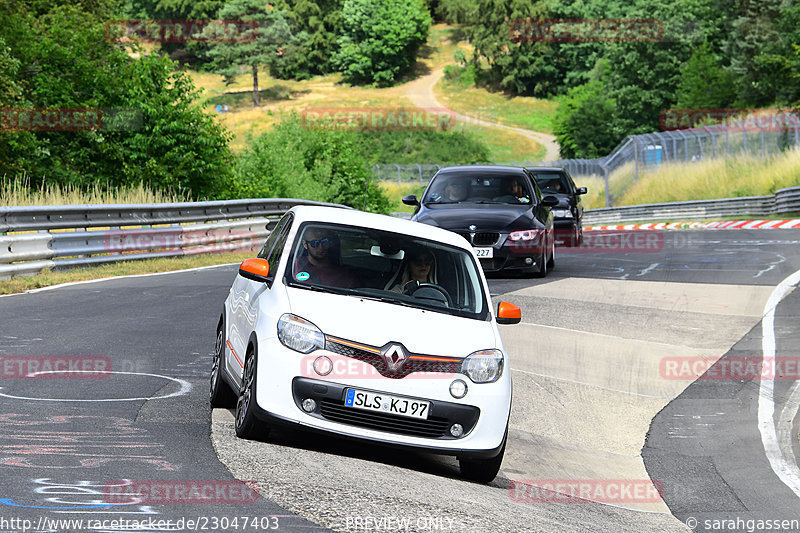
[382, 344, 408, 372]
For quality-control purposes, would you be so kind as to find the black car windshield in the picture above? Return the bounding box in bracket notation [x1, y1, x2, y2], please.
[284, 222, 489, 320]
[423, 173, 532, 205]
[532, 171, 570, 194]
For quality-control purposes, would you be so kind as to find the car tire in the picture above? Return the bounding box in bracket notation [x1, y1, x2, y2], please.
[210, 316, 236, 408]
[235, 348, 268, 440]
[459, 434, 506, 483]
[546, 238, 555, 269]
[533, 241, 548, 278]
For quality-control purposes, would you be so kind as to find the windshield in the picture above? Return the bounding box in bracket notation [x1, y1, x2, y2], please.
[422, 173, 532, 205]
[284, 222, 489, 320]
[532, 171, 570, 194]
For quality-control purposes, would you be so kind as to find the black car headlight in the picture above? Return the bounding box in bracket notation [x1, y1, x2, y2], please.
[461, 349, 504, 383]
[553, 208, 573, 218]
[277, 314, 325, 354]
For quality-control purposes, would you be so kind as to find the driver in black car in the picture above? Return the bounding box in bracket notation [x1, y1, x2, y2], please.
[389, 249, 435, 293]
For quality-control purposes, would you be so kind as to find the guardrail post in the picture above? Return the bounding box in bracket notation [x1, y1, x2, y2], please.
[634, 138, 639, 182]
[602, 165, 611, 207]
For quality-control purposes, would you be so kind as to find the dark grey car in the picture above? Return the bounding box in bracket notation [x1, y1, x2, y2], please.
[528, 167, 587, 247]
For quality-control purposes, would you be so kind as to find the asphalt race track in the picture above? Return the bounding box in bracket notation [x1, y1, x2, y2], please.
[1, 229, 799, 533]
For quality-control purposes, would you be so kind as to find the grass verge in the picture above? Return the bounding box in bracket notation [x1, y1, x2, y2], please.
[0, 252, 253, 295]
[380, 181, 428, 213]
[2, 176, 191, 206]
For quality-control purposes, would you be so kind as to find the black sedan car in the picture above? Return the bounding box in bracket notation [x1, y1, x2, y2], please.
[527, 167, 587, 247]
[402, 166, 558, 277]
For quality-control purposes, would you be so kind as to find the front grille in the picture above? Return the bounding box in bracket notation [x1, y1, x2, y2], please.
[452, 231, 500, 246]
[473, 232, 500, 245]
[453, 231, 472, 244]
[319, 399, 451, 438]
[325, 338, 461, 379]
[292, 378, 481, 440]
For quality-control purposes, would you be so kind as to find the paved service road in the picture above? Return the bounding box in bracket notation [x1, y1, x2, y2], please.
[1, 229, 799, 533]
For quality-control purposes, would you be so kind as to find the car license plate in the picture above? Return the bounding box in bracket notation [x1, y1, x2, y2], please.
[474, 247, 493, 258]
[344, 389, 430, 420]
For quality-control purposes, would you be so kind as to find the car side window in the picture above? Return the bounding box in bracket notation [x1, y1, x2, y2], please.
[257, 214, 293, 284]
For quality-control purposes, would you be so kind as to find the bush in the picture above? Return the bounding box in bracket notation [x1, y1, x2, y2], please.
[230, 116, 392, 213]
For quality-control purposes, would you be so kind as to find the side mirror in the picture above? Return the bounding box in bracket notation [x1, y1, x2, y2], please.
[541, 195, 559, 207]
[239, 258, 270, 283]
[576, 187, 587, 195]
[402, 194, 419, 206]
[496, 301, 521, 325]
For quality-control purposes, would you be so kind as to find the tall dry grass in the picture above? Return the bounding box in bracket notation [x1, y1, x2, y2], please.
[616, 147, 800, 206]
[1, 176, 191, 207]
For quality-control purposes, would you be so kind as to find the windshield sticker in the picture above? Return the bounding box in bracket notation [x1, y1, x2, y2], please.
[296, 271, 310, 281]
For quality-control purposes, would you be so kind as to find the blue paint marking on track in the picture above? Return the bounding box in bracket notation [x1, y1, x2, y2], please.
[0, 498, 116, 509]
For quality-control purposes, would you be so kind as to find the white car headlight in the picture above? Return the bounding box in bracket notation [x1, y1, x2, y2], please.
[277, 314, 325, 354]
[461, 349, 504, 383]
[508, 229, 541, 241]
[553, 208, 573, 218]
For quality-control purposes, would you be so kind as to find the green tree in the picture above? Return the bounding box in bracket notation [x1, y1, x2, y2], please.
[0, 5, 232, 198]
[272, 0, 342, 78]
[675, 41, 735, 109]
[333, 0, 431, 86]
[553, 81, 620, 159]
[727, 0, 797, 106]
[232, 116, 391, 213]
[203, 0, 294, 106]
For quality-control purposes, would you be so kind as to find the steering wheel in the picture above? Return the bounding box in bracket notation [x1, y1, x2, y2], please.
[402, 281, 453, 307]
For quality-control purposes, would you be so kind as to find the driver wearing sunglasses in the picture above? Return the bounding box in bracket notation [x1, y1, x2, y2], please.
[390, 249, 435, 293]
[295, 226, 359, 288]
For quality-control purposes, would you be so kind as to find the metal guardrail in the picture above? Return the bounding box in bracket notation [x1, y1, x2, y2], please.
[0, 199, 347, 280]
[375, 113, 800, 209]
[583, 186, 800, 225]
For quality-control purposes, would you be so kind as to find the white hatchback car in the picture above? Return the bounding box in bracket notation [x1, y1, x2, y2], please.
[211, 206, 521, 482]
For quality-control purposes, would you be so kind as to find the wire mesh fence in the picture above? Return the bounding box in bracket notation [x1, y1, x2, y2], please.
[373, 113, 800, 207]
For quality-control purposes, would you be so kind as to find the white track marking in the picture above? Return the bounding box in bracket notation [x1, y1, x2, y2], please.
[0, 371, 192, 402]
[0, 263, 239, 299]
[758, 268, 800, 499]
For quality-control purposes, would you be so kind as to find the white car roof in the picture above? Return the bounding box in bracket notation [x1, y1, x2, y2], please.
[287, 205, 470, 250]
